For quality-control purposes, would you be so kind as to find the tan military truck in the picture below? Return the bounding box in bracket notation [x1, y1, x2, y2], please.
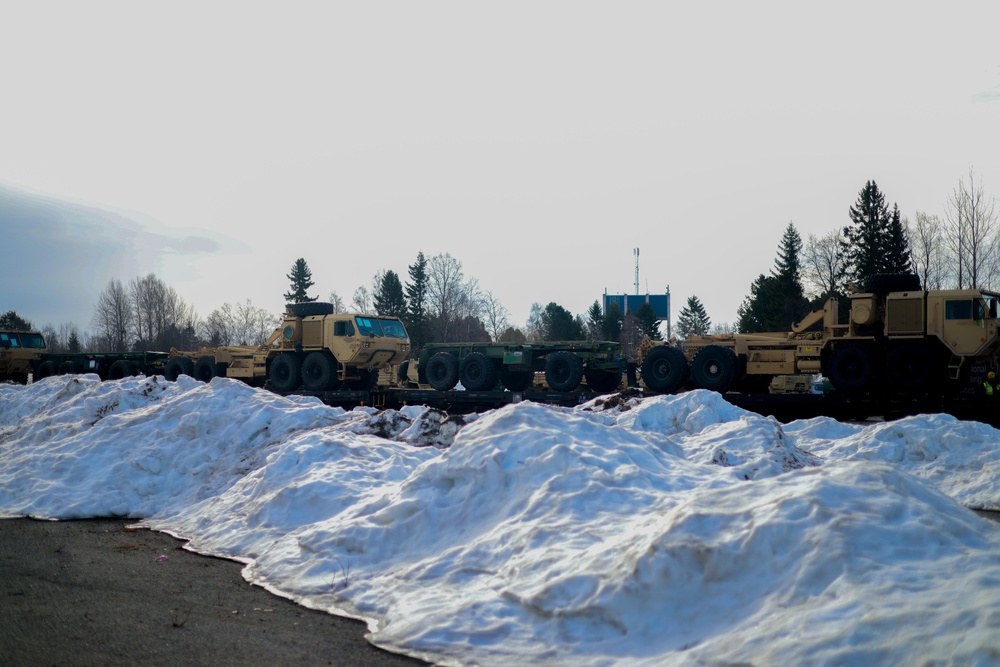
[163, 303, 411, 392]
[0, 330, 47, 383]
[638, 274, 1000, 396]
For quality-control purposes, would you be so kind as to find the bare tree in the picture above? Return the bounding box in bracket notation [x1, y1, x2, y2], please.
[234, 299, 277, 345]
[327, 291, 346, 313]
[202, 303, 236, 346]
[92, 278, 133, 351]
[910, 211, 945, 290]
[481, 291, 509, 342]
[351, 286, 372, 314]
[426, 253, 484, 340]
[944, 167, 999, 289]
[802, 231, 845, 300]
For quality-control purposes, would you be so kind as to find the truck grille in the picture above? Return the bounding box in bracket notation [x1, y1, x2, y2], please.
[887, 298, 923, 335]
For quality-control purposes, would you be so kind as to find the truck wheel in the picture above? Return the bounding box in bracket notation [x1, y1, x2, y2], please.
[193, 356, 224, 382]
[545, 351, 584, 392]
[35, 361, 58, 380]
[460, 352, 497, 391]
[301, 351, 337, 391]
[826, 344, 874, 393]
[640, 346, 689, 393]
[885, 343, 930, 394]
[500, 370, 533, 392]
[690, 345, 736, 393]
[584, 368, 622, 393]
[269, 354, 302, 392]
[108, 360, 134, 380]
[58, 360, 81, 375]
[164, 356, 195, 381]
[426, 352, 459, 391]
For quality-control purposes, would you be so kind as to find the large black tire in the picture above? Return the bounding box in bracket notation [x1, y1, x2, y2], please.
[545, 351, 584, 392]
[193, 355, 226, 382]
[640, 346, 689, 394]
[690, 345, 737, 393]
[108, 359, 134, 381]
[584, 368, 622, 393]
[885, 342, 932, 394]
[426, 352, 460, 391]
[286, 302, 335, 317]
[268, 354, 302, 392]
[164, 356, 195, 381]
[864, 273, 921, 293]
[826, 344, 875, 393]
[459, 352, 498, 391]
[301, 351, 338, 391]
[58, 360, 82, 375]
[499, 370, 534, 392]
[35, 360, 58, 380]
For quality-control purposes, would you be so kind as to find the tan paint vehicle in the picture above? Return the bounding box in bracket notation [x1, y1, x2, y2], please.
[164, 303, 410, 392]
[638, 274, 1000, 396]
[0, 330, 47, 383]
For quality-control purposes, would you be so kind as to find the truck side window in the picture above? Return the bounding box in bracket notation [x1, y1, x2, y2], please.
[334, 321, 354, 336]
[945, 300, 973, 320]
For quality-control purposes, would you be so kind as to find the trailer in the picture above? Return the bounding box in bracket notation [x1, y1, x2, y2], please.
[404, 341, 627, 393]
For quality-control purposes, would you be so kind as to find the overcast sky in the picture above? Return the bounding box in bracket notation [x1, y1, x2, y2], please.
[2, 1, 999, 335]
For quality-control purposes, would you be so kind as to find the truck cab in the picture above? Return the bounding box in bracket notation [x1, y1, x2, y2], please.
[0, 330, 47, 383]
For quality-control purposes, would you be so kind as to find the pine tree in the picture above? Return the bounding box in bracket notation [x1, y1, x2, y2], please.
[404, 252, 429, 349]
[373, 270, 407, 317]
[736, 223, 810, 333]
[634, 302, 662, 340]
[0, 310, 33, 330]
[283, 258, 317, 304]
[602, 301, 622, 342]
[676, 296, 711, 339]
[586, 301, 604, 341]
[841, 181, 913, 286]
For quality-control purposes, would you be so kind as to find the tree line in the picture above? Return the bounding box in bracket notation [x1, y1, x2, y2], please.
[8, 170, 995, 355]
[676, 170, 998, 339]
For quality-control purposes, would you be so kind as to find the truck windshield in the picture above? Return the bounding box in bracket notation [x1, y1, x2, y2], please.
[19, 333, 46, 348]
[377, 319, 408, 339]
[353, 317, 408, 339]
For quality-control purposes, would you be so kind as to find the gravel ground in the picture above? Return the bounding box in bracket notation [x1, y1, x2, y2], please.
[0, 518, 429, 667]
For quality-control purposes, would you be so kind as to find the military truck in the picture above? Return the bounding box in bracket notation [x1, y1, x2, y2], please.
[637, 274, 1000, 396]
[161, 303, 410, 392]
[402, 341, 626, 393]
[0, 330, 47, 383]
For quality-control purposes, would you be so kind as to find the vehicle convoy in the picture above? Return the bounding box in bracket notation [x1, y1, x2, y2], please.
[399, 341, 626, 393]
[636, 274, 1000, 396]
[8, 303, 410, 392]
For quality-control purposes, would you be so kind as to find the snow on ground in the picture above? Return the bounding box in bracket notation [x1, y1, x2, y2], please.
[2, 375, 1000, 666]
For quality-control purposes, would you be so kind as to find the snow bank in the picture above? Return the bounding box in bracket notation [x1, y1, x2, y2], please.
[3, 375, 1000, 666]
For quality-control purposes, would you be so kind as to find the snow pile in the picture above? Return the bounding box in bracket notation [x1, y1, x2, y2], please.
[2, 376, 1000, 666]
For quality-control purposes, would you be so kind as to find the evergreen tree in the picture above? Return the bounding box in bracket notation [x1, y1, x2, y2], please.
[676, 296, 711, 339]
[373, 270, 407, 317]
[736, 223, 810, 332]
[283, 258, 317, 304]
[404, 252, 429, 349]
[68, 331, 81, 352]
[586, 300, 604, 341]
[541, 302, 584, 341]
[634, 302, 662, 340]
[0, 310, 33, 330]
[841, 181, 912, 286]
[602, 300, 622, 342]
